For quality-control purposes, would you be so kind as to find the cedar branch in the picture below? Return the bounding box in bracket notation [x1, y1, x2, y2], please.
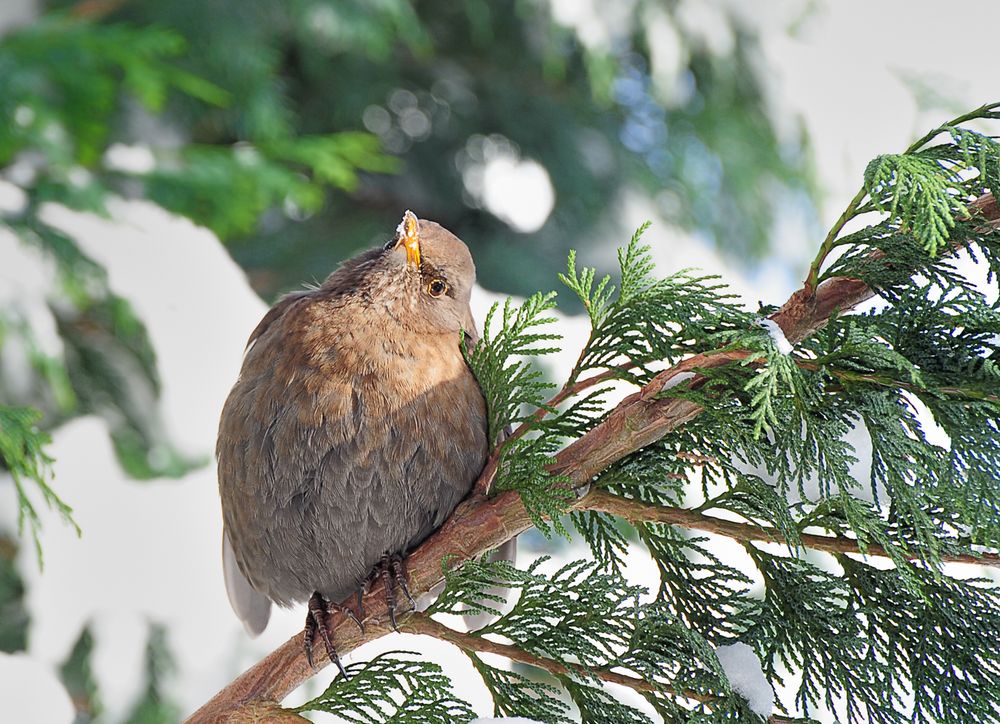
[399, 612, 803, 724]
[186, 192, 999, 723]
[578, 489, 1000, 568]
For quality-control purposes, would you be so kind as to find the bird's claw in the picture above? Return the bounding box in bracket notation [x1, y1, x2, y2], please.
[303, 591, 365, 677]
[366, 553, 415, 632]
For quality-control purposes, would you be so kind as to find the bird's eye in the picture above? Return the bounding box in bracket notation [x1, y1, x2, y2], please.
[427, 278, 448, 298]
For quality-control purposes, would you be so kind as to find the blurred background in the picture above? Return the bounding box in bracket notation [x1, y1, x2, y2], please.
[0, 0, 997, 721]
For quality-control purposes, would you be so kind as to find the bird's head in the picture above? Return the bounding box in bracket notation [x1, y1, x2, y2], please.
[346, 210, 477, 335]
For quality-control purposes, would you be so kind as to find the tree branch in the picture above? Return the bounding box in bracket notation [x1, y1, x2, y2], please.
[186, 192, 999, 723]
[399, 612, 803, 724]
[400, 612, 661, 695]
[578, 489, 1000, 567]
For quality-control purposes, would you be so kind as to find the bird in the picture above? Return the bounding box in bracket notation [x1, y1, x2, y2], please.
[216, 211, 489, 674]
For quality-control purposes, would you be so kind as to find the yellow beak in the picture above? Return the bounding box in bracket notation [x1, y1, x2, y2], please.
[395, 210, 421, 267]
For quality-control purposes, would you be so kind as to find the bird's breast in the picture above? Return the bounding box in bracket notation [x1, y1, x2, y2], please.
[305, 329, 475, 417]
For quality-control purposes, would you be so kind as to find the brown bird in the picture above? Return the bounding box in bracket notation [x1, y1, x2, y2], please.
[216, 212, 489, 673]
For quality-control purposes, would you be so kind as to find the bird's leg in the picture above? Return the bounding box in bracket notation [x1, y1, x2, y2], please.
[367, 552, 416, 632]
[354, 587, 366, 624]
[382, 557, 399, 631]
[389, 554, 417, 610]
[305, 592, 345, 677]
[303, 592, 363, 677]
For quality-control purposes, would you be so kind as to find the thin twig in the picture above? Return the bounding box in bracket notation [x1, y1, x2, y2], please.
[400, 612, 661, 695]
[400, 613, 802, 724]
[811, 363, 1000, 404]
[477, 362, 636, 495]
[578, 489, 1000, 568]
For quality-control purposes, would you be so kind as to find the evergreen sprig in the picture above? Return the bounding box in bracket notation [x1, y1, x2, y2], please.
[464, 292, 561, 449]
[863, 153, 968, 254]
[430, 556, 759, 722]
[470, 657, 573, 723]
[464, 292, 577, 535]
[0, 404, 79, 567]
[295, 652, 475, 723]
[559, 222, 750, 386]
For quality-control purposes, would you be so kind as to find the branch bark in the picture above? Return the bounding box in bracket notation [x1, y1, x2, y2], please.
[578, 489, 1000, 567]
[186, 192, 999, 723]
[399, 613, 803, 724]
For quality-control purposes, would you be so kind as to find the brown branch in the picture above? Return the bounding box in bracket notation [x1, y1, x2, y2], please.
[476, 362, 636, 496]
[579, 489, 1000, 567]
[400, 612, 661, 696]
[400, 612, 802, 723]
[186, 192, 999, 723]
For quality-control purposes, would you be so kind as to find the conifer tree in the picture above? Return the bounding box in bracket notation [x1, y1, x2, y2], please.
[190, 104, 1000, 723]
[4, 7, 1000, 723]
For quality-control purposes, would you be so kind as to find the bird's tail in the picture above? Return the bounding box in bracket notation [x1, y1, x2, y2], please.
[223, 528, 272, 637]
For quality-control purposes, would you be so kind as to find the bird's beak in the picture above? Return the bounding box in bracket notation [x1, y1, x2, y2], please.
[394, 210, 421, 267]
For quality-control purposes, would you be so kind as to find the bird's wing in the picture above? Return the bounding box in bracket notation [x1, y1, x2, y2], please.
[244, 290, 311, 353]
[222, 526, 271, 637]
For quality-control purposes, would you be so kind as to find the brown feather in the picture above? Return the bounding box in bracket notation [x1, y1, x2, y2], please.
[217, 219, 488, 617]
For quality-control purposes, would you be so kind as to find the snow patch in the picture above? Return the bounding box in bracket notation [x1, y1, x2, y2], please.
[661, 370, 695, 391]
[715, 642, 774, 717]
[758, 318, 793, 355]
[0, 653, 74, 724]
[0, 178, 28, 215]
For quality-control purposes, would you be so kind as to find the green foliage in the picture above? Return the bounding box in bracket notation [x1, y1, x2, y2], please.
[56, 622, 182, 724]
[863, 153, 967, 254]
[0, 16, 226, 168]
[59, 627, 101, 722]
[431, 556, 756, 722]
[143, 133, 397, 239]
[464, 292, 575, 536]
[123, 625, 181, 724]
[295, 652, 474, 723]
[0, 405, 78, 567]
[637, 525, 753, 643]
[444, 105, 1000, 723]
[0, 535, 28, 653]
[0, 12, 393, 233]
[860, 104, 1000, 255]
[473, 658, 574, 722]
[560, 223, 751, 385]
[743, 549, 1000, 724]
[465, 293, 561, 448]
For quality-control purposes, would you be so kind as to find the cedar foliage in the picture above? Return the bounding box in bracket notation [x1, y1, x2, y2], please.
[294, 104, 1000, 722]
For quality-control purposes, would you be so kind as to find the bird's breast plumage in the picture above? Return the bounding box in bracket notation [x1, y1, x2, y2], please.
[217, 291, 488, 607]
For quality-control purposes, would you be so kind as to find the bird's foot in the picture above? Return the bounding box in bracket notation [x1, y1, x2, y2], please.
[303, 591, 365, 676]
[364, 552, 416, 632]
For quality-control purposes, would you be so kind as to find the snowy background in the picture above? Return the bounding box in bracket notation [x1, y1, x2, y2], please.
[2, 0, 1000, 721]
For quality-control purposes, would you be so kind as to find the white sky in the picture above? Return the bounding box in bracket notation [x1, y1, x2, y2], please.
[2, 0, 1000, 721]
